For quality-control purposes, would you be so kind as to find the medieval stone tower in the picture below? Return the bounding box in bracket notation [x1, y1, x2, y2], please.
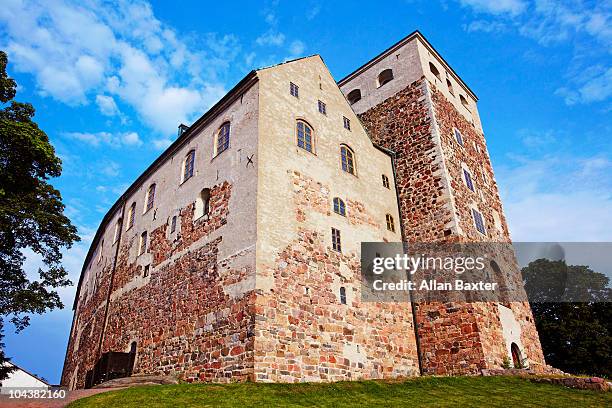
[61, 31, 545, 389]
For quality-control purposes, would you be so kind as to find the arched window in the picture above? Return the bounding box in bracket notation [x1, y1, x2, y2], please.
[127, 202, 136, 230]
[446, 78, 454, 95]
[339, 286, 347, 305]
[377, 69, 394, 87]
[460, 94, 470, 110]
[429, 62, 441, 80]
[386, 214, 395, 232]
[182, 150, 195, 183]
[195, 188, 211, 220]
[145, 184, 155, 213]
[113, 218, 122, 243]
[382, 174, 390, 189]
[333, 197, 346, 216]
[340, 145, 355, 175]
[296, 120, 314, 153]
[347, 89, 361, 105]
[139, 231, 147, 255]
[511, 343, 523, 368]
[216, 122, 230, 155]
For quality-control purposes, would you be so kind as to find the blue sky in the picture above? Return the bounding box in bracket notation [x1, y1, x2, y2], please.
[1, 0, 610, 384]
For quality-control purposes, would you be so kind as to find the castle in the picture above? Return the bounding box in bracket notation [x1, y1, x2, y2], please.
[61, 31, 545, 389]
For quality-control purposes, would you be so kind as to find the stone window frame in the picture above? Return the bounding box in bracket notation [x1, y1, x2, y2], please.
[382, 174, 390, 189]
[347, 89, 361, 105]
[194, 188, 211, 221]
[331, 227, 342, 252]
[429, 61, 441, 81]
[214, 121, 231, 157]
[290, 82, 299, 98]
[113, 217, 122, 243]
[144, 183, 156, 214]
[385, 213, 395, 232]
[138, 230, 148, 255]
[333, 197, 346, 217]
[318, 100, 326, 115]
[126, 202, 136, 231]
[471, 207, 487, 236]
[295, 119, 315, 154]
[340, 144, 357, 176]
[377, 69, 394, 88]
[170, 215, 178, 233]
[181, 149, 196, 184]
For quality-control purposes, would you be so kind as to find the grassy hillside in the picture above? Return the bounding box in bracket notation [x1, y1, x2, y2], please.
[68, 376, 610, 408]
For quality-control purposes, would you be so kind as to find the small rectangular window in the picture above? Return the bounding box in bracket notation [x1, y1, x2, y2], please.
[382, 174, 390, 189]
[472, 209, 486, 235]
[463, 169, 475, 192]
[170, 215, 177, 233]
[343, 116, 351, 130]
[290, 82, 299, 97]
[318, 100, 326, 115]
[454, 128, 464, 146]
[332, 228, 341, 252]
[143, 264, 150, 278]
[339, 286, 347, 305]
[127, 203, 136, 230]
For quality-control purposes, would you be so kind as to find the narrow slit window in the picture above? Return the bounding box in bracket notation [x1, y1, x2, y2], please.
[113, 218, 122, 243]
[139, 231, 148, 255]
[170, 215, 177, 233]
[386, 214, 395, 232]
[332, 228, 341, 252]
[446, 78, 454, 95]
[454, 128, 464, 146]
[127, 202, 136, 230]
[333, 197, 346, 216]
[339, 286, 347, 305]
[296, 120, 314, 153]
[463, 168, 475, 192]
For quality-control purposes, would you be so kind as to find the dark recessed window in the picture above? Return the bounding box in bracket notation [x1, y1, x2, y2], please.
[139, 231, 148, 255]
[377, 69, 394, 87]
[454, 128, 464, 146]
[170, 215, 177, 233]
[296, 120, 314, 153]
[195, 188, 211, 220]
[127, 202, 136, 230]
[290, 82, 299, 97]
[216, 122, 230, 155]
[446, 78, 454, 95]
[460, 95, 470, 110]
[340, 145, 355, 175]
[472, 209, 486, 236]
[318, 100, 326, 115]
[332, 228, 342, 252]
[333, 197, 346, 216]
[386, 214, 395, 232]
[145, 184, 155, 213]
[429, 62, 441, 80]
[343, 116, 351, 130]
[382, 174, 390, 189]
[143, 264, 150, 278]
[339, 286, 347, 305]
[114, 218, 122, 243]
[347, 89, 361, 105]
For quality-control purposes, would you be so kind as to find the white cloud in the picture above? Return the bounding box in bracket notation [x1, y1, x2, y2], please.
[152, 138, 173, 150]
[95, 94, 120, 116]
[100, 161, 120, 177]
[464, 20, 508, 33]
[555, 66, 612, 105]
[288, 40, 305, 57]
[64, 131, 142, 148]
[0, 0, 234, 134]
[459, 0, 527, 16]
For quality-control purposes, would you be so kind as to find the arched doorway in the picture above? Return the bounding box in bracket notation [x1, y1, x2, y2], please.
[510, 342, 522, 368]
[128, 341, 137, 375]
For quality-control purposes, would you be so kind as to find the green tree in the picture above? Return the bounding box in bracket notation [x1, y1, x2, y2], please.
[0, 51, 79, 380]
[522, 259, 612, 377]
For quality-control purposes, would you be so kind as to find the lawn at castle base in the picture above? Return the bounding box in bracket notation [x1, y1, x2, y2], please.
[67, 376, 611, 408]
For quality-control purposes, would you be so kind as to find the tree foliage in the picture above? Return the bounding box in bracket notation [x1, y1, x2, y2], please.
[522, 259, 612, 377]
[0, 51, 79, 380]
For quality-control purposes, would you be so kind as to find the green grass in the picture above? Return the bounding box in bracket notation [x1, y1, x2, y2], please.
[68, 376, 611, 408]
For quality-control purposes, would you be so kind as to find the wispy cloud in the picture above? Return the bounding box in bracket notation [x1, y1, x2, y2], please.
[63, 131, 143, 148]
[459, 0, 527, 16]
